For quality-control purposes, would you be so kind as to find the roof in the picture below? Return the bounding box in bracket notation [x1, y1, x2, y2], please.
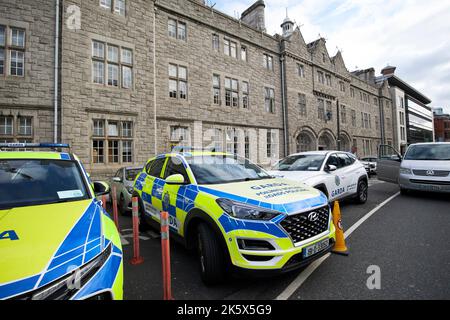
[376, 74, 432, 104]
[0, 151, 72, 160]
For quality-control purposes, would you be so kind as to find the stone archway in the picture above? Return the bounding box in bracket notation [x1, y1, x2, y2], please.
[338, 132, 351, 152]
[296, 130, 316, 152]
[318, 131, 336, 150]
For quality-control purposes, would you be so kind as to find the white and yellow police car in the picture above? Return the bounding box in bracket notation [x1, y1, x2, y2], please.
[269, 151, 368, 204]
[133, 150, 336, 284]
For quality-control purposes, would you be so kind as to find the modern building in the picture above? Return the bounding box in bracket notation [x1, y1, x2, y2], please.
[1, 0, 401, 179]
[376, 66, 433, 154]
[433, 108, 450, 142]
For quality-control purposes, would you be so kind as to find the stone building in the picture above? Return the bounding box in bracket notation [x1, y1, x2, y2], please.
[1, 0, 402, 179]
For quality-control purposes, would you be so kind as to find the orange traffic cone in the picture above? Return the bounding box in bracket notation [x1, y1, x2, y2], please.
[331, 201, 349, 256]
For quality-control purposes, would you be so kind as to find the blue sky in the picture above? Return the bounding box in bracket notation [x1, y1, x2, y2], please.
[213, 0, 450, 111]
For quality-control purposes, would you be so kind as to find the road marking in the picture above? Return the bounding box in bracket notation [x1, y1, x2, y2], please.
[120, 234, 130, 246]
[368, 180, 385, 187]
[275, 191, 400, 300]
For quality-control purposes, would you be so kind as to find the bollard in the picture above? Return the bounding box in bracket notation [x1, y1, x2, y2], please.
[130, 197, 144, 265]
[111, 186, 120, 232]
[102, 194, 107, 210]
[160, 211, 173, 300]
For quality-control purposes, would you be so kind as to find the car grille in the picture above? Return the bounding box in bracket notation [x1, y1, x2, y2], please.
[280, 206, 330, 244]
[410, 179, 450, 186]
[413, 170, 450, 177]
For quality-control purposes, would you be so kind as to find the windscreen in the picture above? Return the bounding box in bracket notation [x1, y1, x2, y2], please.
[125, 168, 142, 181]
[404, 144, 450, 161]
[0, 159, 89, 209]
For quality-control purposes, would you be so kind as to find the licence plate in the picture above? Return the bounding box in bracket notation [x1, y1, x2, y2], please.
[303, 239, 330, 258]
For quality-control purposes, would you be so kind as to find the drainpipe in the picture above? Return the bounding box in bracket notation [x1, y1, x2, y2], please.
[153, 4, 157, 155]
[53, 0, 60, 143]
[280, 52, 289, 157]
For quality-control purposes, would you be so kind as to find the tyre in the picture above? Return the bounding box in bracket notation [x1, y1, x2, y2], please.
[196, 223, 226, 285]
[136, 197, 150, 232]
[355, 179, 368, 204]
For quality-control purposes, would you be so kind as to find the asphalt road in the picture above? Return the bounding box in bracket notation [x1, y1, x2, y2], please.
[115, 178, 449, 300]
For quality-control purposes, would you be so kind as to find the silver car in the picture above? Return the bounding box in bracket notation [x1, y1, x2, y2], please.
[360, 156, 377, 175]
[110, 166, 143, 214]
[377, 143, 450, 194]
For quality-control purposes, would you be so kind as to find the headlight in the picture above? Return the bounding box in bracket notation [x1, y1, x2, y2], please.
[399, 167, 412, 175]
[216, 198, 281, 221]
[126, 186, 134, 194]
[16, 243, 112, 300]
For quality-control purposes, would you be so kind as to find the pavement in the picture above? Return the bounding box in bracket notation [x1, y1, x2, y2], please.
[113, 178, 450, 300]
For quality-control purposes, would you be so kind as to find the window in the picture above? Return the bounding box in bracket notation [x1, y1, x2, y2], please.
[230, 41, 237, 59]
[0, 48, 4, 75]
[212, 34, 219, 51]
[341, 105, 347, 124]
[224, 39, 230, 56]
[298, 93, 307, 116]
[148, 158, 166, 178]
[351, 110, 356, 126]
[168, 19, 186, 41]
[0, 25, 5, 46]
[213, 74, 221, 105]
[224, 39, 237, 58]
[212, 128, 223, 152]
[265, 87, 275, 113]
[92, 120, 133, 164]
[317, 99, 325, 120]
[375, 116, 379, 131]
[244, 131, 250, 159]
[350, 87, 355, 98]
[100, 0, 111, 9]
[170, 126, 190, 146]
[266, 130, 277, 158]
[18, 117, 32, 136]
[317, 71, 324, 84]
[374, 97, 378, 105]
[339, 81, 345, 92]
[0, 116, 13, 136]
[114, 0, 125, 16]
[164, 157, 190, 183]
[325, 74, 332, 86]
[92, 41, 133, 88]
[242, 81, 249, 109]
[326, 101, 332, 120]
[231, 79, 239, 107]
[225, 77, 232, 107]
[0, 26, 25, 77]
[263, 54, 273, 71]
[322, 53, 326, 63]
[10, 50, 24, 76]
[241, 46, 247, 61]
[11, 28, 25, 47]
[168, 63, 188, 99]
[298, 64, 305, 78]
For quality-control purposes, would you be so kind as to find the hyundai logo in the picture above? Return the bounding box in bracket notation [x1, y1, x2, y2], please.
[308, 211, 319, 222]
[426, 170, 435, 176]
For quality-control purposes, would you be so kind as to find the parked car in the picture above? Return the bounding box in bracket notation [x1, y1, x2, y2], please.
[110, 166, 143, 214]
[268, 151, 369, 204]
[360, 156, 377, 175]
[377, 143, 450, 195]
[133, 150, 336, 284]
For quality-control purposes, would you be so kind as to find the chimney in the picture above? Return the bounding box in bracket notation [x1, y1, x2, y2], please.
[241, 0, 266, 32]
[381, 65, 396, 76]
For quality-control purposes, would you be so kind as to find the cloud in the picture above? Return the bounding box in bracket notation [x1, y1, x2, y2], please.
[214, 0, 450, 112]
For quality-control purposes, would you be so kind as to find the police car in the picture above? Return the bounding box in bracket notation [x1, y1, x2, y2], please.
[133, 150, 336, 284]
[269, 151, 368, 204]
[0, 143, 123, 300]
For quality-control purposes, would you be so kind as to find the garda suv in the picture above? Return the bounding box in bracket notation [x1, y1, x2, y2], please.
[133, 149, 336, 284]
[269, 151, 369, 204]
[0, 143, 123, 300]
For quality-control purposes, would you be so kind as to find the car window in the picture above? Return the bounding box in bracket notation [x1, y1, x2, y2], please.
[326, 154, 341, 169]
[273, 154, 326, 171]
[148, 158, 166, 178]
[164, 157, 190, 184]
[338, 153, 354, 167]
[404, 144, 450, 161]
[125, 168, 142, 181]
[145, 160, 154, 174]
[0, 159, 89, 209]
[114, 169, 123, 179]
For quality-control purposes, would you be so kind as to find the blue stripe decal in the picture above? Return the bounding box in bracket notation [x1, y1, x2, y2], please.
[112, 245, 122, 255]
[48, 246, 85, 270]
[0, 275, 40, 299]
[71, 254, 122, 300]
[60, 153, 71, 160]
[218, 214, 288, 238]
[39, 255, 84, 287]
[87, 206, 101, 243]
[84, 245, 102, 263]
[86, 238, 101, 252]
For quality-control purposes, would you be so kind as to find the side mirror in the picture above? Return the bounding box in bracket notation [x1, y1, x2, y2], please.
[93, 181, 110, 196]
[165, 174, 185, 185]
[112, 177, 122, 183]
[326, 165, 337, 172]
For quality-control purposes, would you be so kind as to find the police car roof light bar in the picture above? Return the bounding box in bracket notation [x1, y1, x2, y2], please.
[171, 146, 221, 153]
[0, 143, 71, 151]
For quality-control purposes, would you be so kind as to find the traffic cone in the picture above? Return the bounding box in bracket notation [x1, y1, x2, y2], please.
[331, 201, 349, 256]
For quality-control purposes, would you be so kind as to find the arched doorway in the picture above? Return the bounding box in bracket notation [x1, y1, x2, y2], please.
[296, 131, 315, 152]
[318, 132, 335, 150]
[339, 133, 351, 152]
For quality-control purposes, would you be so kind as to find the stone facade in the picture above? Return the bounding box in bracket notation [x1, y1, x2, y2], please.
[1, 0, 397, 180]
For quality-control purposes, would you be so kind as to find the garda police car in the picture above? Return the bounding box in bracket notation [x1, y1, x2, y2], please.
[133, 150, 336, 284]
[0, 143, 123, 300]
[269, 151, 368, 204]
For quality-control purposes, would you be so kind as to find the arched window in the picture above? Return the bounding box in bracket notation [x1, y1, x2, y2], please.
[297, 132, 315, 152]
[318, 132, 335, 150]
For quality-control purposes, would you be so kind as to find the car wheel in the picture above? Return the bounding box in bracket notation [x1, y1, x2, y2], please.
[137, 198, 150, 232]
[355, 179, 368, 204]
[197, 223, 226, 285]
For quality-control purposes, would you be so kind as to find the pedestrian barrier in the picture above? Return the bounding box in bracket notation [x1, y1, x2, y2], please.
[160, 211, 173, 300]
[111, 186, 120, 232]
[331, 201, 349, 256]
[130, 197, 144, 265]
[102, 194, 107, 210]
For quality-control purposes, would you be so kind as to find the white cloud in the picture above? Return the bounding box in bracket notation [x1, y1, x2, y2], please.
[215, 0, 450, 111]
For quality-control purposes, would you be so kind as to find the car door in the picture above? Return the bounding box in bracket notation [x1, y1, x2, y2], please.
[339, 153, 360, 196]
[142, 157, 167, 221]
[324, 153, 347, 201]
[111, 169, 123, 200]
[377, 145, 402, 183]
[162, 156, 192, 236]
